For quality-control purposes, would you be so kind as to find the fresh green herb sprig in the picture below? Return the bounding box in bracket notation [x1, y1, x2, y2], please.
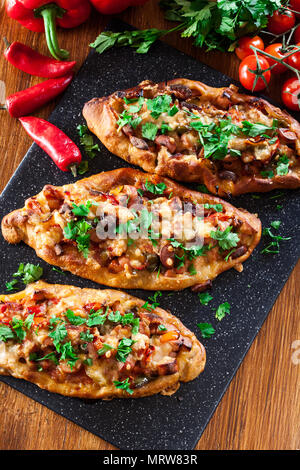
[142, 291, 162, 311]
[197, 322, 215, 338]
[198, 292, 213, 306]
[77, 124, 100, 175]
[6, 263, 43, 291]
[90, 1, 281, 55]
[210, 227, 239, 251]
[113, 377, 133, 395]
[215, 302, 231, 321]
[261, 222, 291, 254]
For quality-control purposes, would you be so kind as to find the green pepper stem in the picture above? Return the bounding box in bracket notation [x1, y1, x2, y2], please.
[69, 164, 78, 177]
[38, 6, 69, 61]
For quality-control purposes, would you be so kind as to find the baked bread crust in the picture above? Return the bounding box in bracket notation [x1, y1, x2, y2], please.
[83, 78, 300, 197]
[0, 281, 205, 398]
[1, 168, 261, 290]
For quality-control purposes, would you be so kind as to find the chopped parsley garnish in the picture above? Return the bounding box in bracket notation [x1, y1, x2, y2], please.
[168, 238, 209, 260]
[142, 291, 162, 311]
[86, 309, 107, 327]
[77, 124, 100, 159]
[108, 310, 139, 334]
[188, 263, 197, 275]
[80, 330, 94, 343]
[168, 105, 178, 116]
[197, 323, 215, 338]
[276, 154, 290, 176]
[190, 118, 238, 160]
[64, 219, 92, 258]
[127, 96, 144, 113]
[142, 122, 158, 140]
[98, 343, 114, 356]
[210, 227, 239, 251]
[144, 179, 167, 195]
[0, 325, 15, 342]
[6, 263, 43, 291]
[261, 225, 291, 254]
[59, 341, 79, 369]
[261, 170, 274, 179]
[271, 220, 281, 230]
[204, 203, 223, 213]
[146, 94, 172, 119]
[198, 292, 213, 305]
[71, 200, 96, 217]
[215, 302, 231, 321]
[65, 309, 86, 326]
[241, 120, 278, 138]
[117, 110, 142, 130]
[116, 338, 135, 363]
[49, 322, 67, 352]
[158, 324, 167, 332]
[113, 377, 133, 395]
[161, 122, 172, 134]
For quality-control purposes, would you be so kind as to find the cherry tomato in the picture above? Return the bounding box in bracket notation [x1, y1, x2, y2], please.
[289, 0, 300, 19]
[281, 77, 300, 111]
[267, 8, 295, 35]
[295, 25, 300, 44]
[239, 55, 271, 92]
[287, 42, 300, 71]
[235, 35, 264, 61]
[264, 43, 287, 74]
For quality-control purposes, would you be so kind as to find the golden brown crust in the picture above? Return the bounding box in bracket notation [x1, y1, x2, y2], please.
[83, 78, 300, 196]
[0, 281, 205, 398]
[1, 168, 261, 290]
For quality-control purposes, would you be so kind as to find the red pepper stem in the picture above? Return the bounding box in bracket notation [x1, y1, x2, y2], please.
[3, 37, 10, 49]
[37, 5, 69, 61]
[69, 164, 77, 177]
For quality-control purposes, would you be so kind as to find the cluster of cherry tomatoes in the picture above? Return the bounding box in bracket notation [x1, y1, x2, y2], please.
[235, 1, 300, 111]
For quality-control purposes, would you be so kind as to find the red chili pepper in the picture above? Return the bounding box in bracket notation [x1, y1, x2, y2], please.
[19, 116, 82, 175]
[6, 0, 91, 60]
[5, 73, 73, 118]
[4, 40, 76, 78]
[90, 0, 149, 15]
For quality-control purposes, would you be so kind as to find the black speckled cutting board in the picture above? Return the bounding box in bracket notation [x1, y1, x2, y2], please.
[0, 19, 299, 450]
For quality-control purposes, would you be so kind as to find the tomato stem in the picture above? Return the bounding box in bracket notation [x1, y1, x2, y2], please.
[250, 45, 300, 81]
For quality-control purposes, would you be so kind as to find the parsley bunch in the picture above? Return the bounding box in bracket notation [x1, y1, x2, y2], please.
[90, 1, 281, 55]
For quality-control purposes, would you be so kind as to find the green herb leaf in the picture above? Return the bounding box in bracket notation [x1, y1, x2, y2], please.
[198, 292, 213, 305]
[77, 124, 100, 159]
[276, 154, 290, 176]
[215, 302, 231, 321]
[65, 309, 86, 326]
[0, 325, 14, 342]
[210, 226, 239, 251]
[147, 94, 173, 119]
[144, 179, 167, 195]
[116, 338, 135, 363]
[197, 322, 215, 338]
[142, 122, 158, 140]
[98, 343, 114, 356]
[113, 377, 133, 395]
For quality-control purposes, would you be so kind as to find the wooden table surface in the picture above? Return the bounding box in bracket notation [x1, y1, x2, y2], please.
[0, 0, 299, 451]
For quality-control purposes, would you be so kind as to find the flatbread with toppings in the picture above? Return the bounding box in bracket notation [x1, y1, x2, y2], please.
[0, 281, 205, 398]
[83, 78, 300, 196]
[1, 168, 261, 291]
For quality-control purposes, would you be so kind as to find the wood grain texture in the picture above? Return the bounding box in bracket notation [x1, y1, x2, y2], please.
[0, 0, 299, 450]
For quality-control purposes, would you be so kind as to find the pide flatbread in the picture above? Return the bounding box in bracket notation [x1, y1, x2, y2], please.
[83, 78, 300, 197]
[2, 168, 261, 291]
[0, 281, 205, 398]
